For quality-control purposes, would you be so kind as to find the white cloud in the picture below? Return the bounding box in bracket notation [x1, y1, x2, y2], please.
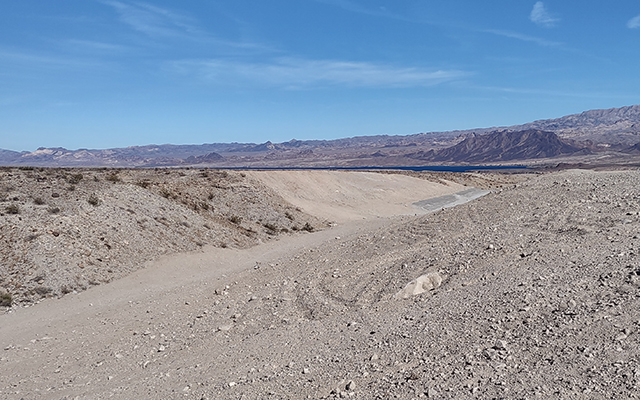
[100, 0, 201, 38]
[628, 14, 640, 29]
[98, 1, 271, 54]
[530, 2, 559, 28]
[169, 57, 467, 89]
[483, 29, 562, 47]
[0, 49, 102, 70]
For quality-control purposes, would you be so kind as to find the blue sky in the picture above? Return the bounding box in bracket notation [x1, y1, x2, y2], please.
[1, 1, 640, 151]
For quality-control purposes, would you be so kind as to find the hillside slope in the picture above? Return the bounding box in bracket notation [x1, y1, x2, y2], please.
[418, 130, 583, 163]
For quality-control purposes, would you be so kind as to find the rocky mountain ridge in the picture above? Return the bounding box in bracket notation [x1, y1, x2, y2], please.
[2, 105, 640, 167]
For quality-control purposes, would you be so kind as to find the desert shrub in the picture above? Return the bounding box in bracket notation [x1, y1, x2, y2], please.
[33, 197, 45, 205]
[302, 222, 314, 232]
[67, 185, 76, 191]
[87, 194, 101, 206]
[207, 192, 214, 200]
[229, 215, 243, 224]
[67, 173, 83, 184]
[135, 180, 150, 188]
[0, 292, 12, 307]
[25, 234, 38, 241]
[285, 211, 294, 221]
[48, 206, 61, 214]
[34, 286, 53, 296]
[160, 188, 173, 199]
[263, 222, 278, 231]
[5, 204, 19, 214]
[105, 173, 120, 183]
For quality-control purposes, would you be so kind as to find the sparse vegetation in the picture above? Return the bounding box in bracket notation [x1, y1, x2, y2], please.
[135, 180, 151, 188]
[229, 215, 243, 224]
[48, 206, 61, 214]
[160, 188, 174, 199]
[0, 292, 12, 307]
[34, 286, 53, 296]
[67, 173, 83, 185]
[87, 194, 101, 206]
[33, 197, 45, 205]
[302, 222, 314, 232]
[263, 222, 278, 232]
[105, 173, 120, 183]
[5, 204, 19, 214]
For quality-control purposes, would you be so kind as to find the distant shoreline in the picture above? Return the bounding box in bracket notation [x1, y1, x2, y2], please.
[225, 165, 529, 173]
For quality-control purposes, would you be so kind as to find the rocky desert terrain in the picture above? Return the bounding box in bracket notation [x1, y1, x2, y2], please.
[1, 167, 640, 399]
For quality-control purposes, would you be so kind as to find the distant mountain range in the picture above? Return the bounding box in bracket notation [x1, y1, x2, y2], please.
[2, 105, 640, 168]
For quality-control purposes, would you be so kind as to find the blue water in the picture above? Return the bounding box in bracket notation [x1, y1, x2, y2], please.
[227, 165, 527, 172]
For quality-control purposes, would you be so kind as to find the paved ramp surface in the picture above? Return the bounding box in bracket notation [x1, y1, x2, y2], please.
[413, 188, 491, 212]
[247, 170, 466, 222]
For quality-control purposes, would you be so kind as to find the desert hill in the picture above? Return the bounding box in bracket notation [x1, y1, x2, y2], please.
[0, 168, 325, 304]
[421, 130, 584, 163]
[515, 104, 640, 145]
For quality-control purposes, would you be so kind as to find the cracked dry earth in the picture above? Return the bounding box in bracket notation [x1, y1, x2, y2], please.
[2, 169, 640, 399]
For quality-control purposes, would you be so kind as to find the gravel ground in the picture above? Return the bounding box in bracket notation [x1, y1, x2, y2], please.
[1, 168, 639, 399]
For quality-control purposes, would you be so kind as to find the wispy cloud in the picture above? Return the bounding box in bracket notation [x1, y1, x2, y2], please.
[530, 2, 559, 28]
[483, 29, 562, 47]
[475, 84, 639, 100]
[628, 14, 640, 29]
[100, 0, 202, 38]
[313, 0, 402, 20]
[99, 1, 272, 54]
[0, 49, 102, 70]
[63, 39, 130, 53]
[169, 57, 468, 89]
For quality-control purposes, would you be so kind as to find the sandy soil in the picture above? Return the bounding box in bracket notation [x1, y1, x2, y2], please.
[2, 169, 639, 399]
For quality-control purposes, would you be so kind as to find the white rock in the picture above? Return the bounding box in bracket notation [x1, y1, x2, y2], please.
[395, 272, 443, 299]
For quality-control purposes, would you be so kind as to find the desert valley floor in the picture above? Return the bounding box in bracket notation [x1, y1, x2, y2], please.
[1, 168, 640, 399]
